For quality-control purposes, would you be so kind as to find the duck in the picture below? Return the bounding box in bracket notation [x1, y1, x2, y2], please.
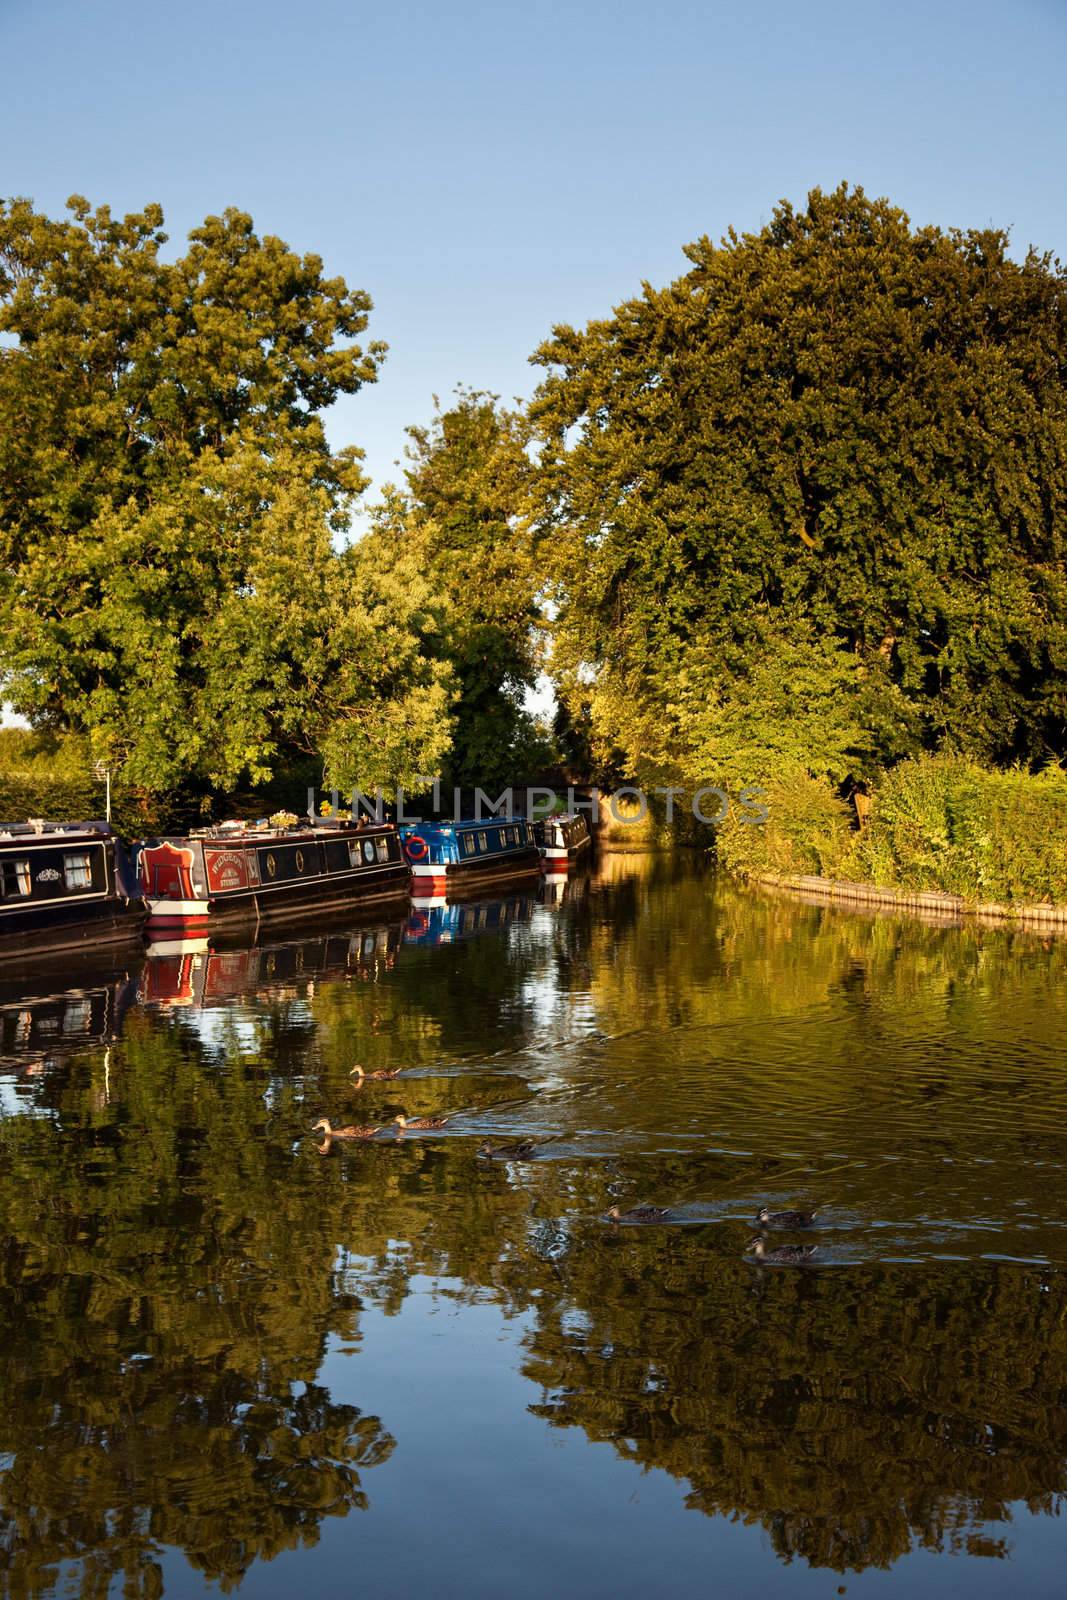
[349, 1064, 402, 1082]
[755, 1205, 819, 1229]
[478, 1139, 537, 1160]
[605, 1204, 672, 1224]
[393, 1113, 448, 1131]
[745, 1235, 818, 1264]
[311, 1118, 381, 1141]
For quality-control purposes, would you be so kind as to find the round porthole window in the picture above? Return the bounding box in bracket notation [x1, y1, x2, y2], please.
[295, 849, 305, 873]
[265, 852, 277, 878]
[362, 839, 376, 863]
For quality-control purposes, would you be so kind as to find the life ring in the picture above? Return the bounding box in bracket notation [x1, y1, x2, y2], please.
[403, 834, 428, 862]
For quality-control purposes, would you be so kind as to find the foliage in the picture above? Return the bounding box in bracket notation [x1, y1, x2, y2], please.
[713, 764, 854, 877]
[372, 389, 545, 789]
[716, 754, 1067, 902]
[842, 756, 1067, 900]
[529, 183, 1067, 788]
[0, 196, 450, 796]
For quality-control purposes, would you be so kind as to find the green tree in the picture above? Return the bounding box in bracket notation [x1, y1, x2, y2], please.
[530, 183, 1067, 788]
[372, 390, 546, 791]
[0, 196, 451, 794]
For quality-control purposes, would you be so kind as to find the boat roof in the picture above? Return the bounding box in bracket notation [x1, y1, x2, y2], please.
[182, 817, 395, 841]
[0, 819, 113, 840]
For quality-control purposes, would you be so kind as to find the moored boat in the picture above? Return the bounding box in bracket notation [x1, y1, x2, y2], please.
[138, 817, 409, 930]
[0, 820, 144, 954]
[534, 812, 591, 870]
[401, 819, 541, 898]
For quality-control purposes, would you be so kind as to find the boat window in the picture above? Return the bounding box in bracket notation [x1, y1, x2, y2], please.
[347, 841, 362, 867]
[463, 834, 475, 855]
[62, 851, 93, 890]
[478, 832, 489, 852]
[362, 838, 377, 863]
[265, 853, 277, 878]
[375, 837, 389, 863]
[0, 859, 31, 898]
[294, 849, 306, 873]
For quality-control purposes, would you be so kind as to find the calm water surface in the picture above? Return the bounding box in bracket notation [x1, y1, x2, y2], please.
[2, 855, 1067, 1597]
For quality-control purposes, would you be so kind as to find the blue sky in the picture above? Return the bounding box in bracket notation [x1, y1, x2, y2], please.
[3, 0, 1065, 499]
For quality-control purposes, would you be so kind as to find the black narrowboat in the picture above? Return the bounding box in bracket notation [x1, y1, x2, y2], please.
[138, 817, 409, 930]
[0, 820, 144, 954]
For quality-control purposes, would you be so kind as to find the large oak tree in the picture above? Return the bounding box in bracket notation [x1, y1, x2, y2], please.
[530, 184, 1067, 788]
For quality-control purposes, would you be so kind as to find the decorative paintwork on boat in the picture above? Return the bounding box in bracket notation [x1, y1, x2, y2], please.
[139, 818, 409, 929]
[400, 819, 541, 897]
[404, 891, 535, 946]
[0, 820, 144, 953]
[534, 812, 591, 869]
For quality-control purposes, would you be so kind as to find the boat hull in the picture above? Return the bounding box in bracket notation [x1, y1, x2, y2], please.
[409, 847, 543, 898]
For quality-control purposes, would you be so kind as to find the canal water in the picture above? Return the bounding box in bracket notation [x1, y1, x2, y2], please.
[1, 855, 1066, 1597]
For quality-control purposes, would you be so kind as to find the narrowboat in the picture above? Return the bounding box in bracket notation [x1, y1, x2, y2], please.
[534, 812, 591, 869]
[0, 820, 144, 954]
[138, 817, 409, 930]
[400, 818, 541, 898]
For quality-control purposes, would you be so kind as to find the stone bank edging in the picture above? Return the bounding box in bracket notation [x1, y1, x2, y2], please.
[749, 872, 1067, 930]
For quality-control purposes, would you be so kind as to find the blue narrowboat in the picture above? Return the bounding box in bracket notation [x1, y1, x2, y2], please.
[400, 819, 541, 897]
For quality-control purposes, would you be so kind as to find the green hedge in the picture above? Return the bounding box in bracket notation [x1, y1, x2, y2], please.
[716, 757, 1067, 905]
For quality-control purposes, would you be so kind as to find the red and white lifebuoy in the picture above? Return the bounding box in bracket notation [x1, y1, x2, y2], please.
[403, 834, 428, 862]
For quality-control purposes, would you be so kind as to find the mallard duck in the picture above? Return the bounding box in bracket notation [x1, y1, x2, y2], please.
[755, 1205, 819, 1229]
[349, 1064, 402, 1081]
[393, 1113, 448, 1131]
[605, 1204, 672, 1224]
[478, 1139, 537, 1160]
[745, 1235, 818, 1264]
[311, 1118, 381, 1141]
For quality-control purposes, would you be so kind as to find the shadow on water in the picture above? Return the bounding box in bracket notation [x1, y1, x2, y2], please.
[1, 854, 1066, 1593]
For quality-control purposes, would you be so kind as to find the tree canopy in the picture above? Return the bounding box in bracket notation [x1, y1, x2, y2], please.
[0, 196, 450, 794]
[529, 183, 1067, 788]
[370, 390, 546, 792]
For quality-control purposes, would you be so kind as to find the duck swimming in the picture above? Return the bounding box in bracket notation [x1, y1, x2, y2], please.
[311, 1119, 381, 1141]
[755, 1206, 819, 1229]
[745, 1235, 818, 1264]
[393, 1114, 448, 1131]
[349, 1065, 402, 1082]
[478, 1140, 537, 1160]
[606, 1204, 672, 1224]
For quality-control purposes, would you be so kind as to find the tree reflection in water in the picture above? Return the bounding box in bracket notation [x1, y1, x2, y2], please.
[0, 864, 1065, 1590]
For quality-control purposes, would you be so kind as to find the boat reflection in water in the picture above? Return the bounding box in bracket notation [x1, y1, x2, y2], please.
[0, 951, 140, 1075]
[404, 889, 536, 947]
[141, 916, 404, 1011]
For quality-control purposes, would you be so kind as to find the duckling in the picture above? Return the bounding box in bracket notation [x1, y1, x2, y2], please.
[605, 1204, 672, 1224]
[393, 1114, 448, 1132]
[745, 1235, 818, 1264]
[478, 1139, 537, 1161]
[755, 1205, 819, 1229]
[311, 1118, 381, 1141]
[349, 1064, 402, 1082]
